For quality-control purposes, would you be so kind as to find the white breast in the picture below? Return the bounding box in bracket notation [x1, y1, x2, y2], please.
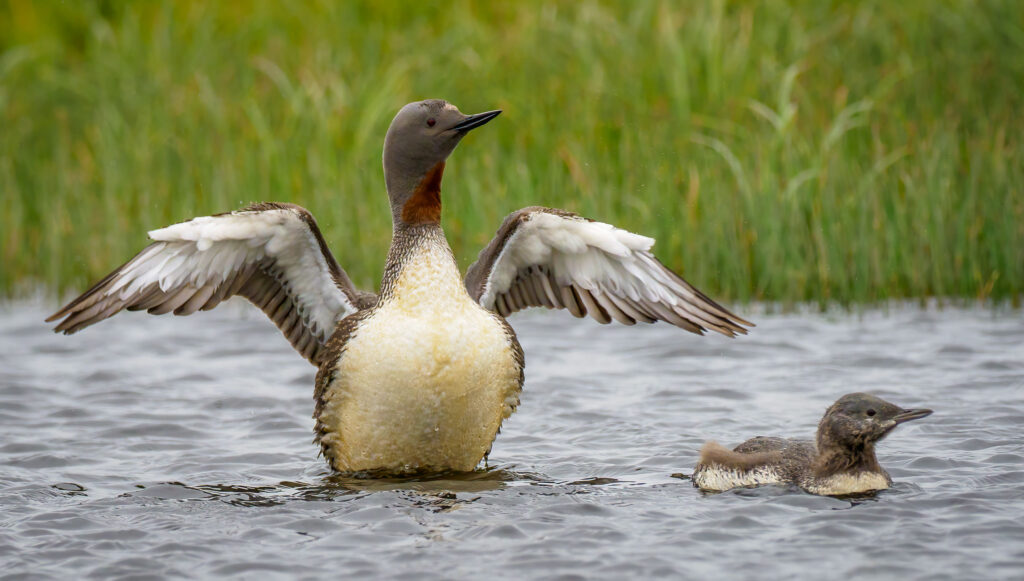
[318, 243, 521, 473]
[802, 472, 891, 496]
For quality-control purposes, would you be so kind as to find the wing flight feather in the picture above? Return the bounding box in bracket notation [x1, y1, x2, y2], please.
[47, 202, 374, 365]
[465, 207, 752, 337]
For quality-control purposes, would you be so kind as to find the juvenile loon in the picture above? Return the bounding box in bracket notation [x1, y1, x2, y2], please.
[692, 393, 932, 496]
[48, 99, 753, 475]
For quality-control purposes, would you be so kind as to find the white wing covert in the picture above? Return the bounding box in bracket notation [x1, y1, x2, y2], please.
[464, 207, 752, 337]
[48, 203, 371, 365]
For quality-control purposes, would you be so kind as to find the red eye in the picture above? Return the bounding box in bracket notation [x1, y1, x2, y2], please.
[426, 118, 436, 127]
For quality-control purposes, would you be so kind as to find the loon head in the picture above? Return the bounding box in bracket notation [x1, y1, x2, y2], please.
[816, 392, 932, 450]
[382, 99, 501, 226]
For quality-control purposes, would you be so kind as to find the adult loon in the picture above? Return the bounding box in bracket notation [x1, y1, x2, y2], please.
[48, 99, 753, 475]
[692, 393, 932, 495]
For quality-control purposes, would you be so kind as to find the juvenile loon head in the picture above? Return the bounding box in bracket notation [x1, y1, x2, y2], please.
[816, 392, 932, 451]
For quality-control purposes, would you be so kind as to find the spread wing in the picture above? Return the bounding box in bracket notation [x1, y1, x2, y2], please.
[464, 207, 753, 337]
[47, 202, 375, 365]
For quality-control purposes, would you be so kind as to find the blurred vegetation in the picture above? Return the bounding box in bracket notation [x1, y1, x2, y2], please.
[1, 0, 1022, 307]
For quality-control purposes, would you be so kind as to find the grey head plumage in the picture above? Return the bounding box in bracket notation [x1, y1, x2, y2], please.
[382, 99, 501, 226]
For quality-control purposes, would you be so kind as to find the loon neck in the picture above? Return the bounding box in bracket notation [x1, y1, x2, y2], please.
[388, 161, 446, 228]
[812, 440, 883, 478]
[379, 222, 455, 299]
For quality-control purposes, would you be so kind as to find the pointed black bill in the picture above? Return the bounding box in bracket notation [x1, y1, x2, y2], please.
[450, 110, 502, 132]
[893, 408, 933, 424]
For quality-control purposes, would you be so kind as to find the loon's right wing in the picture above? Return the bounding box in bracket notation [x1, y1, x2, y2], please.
[465, 206, 752, 336]
[47, 202, 373, 366]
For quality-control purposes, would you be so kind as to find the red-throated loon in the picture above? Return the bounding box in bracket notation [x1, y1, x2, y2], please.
[692, 392, 932, 495]
[49, 99, 753, 475]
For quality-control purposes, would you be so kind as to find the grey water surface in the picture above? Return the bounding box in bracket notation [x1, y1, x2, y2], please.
[1, 301, 1022, 580]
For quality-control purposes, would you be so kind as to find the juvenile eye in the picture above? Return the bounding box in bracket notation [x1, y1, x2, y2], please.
[426, 118, 436, 127]
[866, 409, 876, 417]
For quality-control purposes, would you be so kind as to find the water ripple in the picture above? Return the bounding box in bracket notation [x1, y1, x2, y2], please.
[1, 302, 1022, 579]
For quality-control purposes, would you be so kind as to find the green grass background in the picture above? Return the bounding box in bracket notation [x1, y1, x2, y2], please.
[2, 0, 1022, 307]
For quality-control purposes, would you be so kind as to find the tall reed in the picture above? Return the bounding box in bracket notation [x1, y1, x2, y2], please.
[2, 0, 1021, 306]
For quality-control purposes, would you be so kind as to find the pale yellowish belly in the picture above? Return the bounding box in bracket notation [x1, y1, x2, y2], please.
[318, 299, 521, 474]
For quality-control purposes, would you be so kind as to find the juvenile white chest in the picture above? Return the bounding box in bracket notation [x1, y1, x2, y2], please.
[802, 471, 892, 496]
[318, 243, 522, 474]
